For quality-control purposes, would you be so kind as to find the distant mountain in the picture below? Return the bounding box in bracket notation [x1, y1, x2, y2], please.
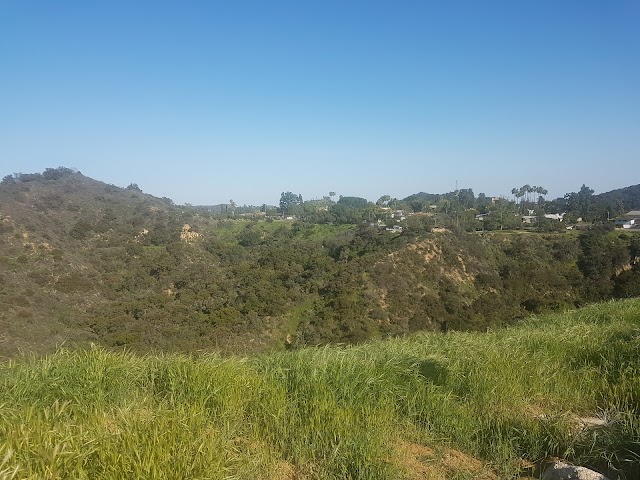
[595, 184, 640, 213]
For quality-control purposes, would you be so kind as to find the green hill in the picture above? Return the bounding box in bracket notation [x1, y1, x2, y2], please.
[1, 300, 638, 479]
[2, 169, 640, 358]
[596, 184, 640, 213]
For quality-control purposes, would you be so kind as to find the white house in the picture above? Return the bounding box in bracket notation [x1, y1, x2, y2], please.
[614, 211, 640, 229]
[390, 210, 406, 221]
[615, 218, 636, 229]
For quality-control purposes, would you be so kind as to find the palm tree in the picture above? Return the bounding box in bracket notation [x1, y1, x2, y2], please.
[517, 187, 525, 212]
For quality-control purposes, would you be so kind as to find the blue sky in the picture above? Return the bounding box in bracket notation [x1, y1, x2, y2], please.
[1, 1, 638, 206]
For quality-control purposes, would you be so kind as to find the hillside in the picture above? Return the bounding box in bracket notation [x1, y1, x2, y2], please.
[2, 169, 640, 357]
[596, 184, 640, 212]
[1, 300, 638, 479]
[0, 169, 193, 355]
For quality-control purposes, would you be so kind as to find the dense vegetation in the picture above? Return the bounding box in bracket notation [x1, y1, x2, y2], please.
[1, 300, 639, 479]
[596, 184, 640, 213]
[1, 169, 640, 357]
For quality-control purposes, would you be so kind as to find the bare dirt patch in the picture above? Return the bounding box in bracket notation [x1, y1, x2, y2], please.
[396, 441, 497, 479]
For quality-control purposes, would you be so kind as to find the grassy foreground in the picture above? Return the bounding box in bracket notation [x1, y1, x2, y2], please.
[1, 300, 639, 479]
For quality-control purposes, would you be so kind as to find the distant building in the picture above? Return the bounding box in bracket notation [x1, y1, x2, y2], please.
[391, 210, 406, 221]
[521, 213, 565, 224]
[614, 211, 640, 229]
[615, 218, 636, 229]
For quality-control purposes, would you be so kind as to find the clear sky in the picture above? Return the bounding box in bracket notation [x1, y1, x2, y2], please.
[1, 1, 639, 206]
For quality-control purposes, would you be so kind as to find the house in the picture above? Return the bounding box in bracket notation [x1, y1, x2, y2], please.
[385, 225, 403, 233]
[391, 210, 406, 221]
[615, 218, 636, 229]
[614, 211, 640, 229]
[522, 213, 565, 224]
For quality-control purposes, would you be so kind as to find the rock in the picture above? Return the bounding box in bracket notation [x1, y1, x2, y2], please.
[572, 415, 609, 430]
[542, 461, 609, 480]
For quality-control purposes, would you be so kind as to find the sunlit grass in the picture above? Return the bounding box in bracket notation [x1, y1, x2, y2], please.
[1, 299, 639, 479]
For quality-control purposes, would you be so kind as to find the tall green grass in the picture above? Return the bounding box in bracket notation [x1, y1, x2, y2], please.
[1, 299, 639, 479]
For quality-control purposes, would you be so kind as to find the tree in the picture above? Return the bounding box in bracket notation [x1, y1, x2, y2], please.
[279, 192, 303, 216]
[329, 192, 336, 204]
[512, 184, 547, 213]
[577, 184, 595, 220]
[512, 187, 524, 211]
[376, 195, 391, 207]
[42, 167, 75, 180]
[1, 174, 15, 185]
[458, 188, 475, 209]
[565, 184, 595, 221]
[536, 186, 548, 208]
[337, 196, 369, 209]
[578, 227, 628, 300]
[523, 184, 531, 206]
[476, 193, 493, 214]
[408, 199, 426, 213]
[437, 198, 451, 215]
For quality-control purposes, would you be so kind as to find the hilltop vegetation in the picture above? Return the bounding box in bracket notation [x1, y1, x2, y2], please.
[596, 184, 640, 213]
[1, 168, 640, 357]
[1, 300, 638, 479]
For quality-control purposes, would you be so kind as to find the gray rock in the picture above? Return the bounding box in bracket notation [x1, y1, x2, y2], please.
[541, 461, 609, 480]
